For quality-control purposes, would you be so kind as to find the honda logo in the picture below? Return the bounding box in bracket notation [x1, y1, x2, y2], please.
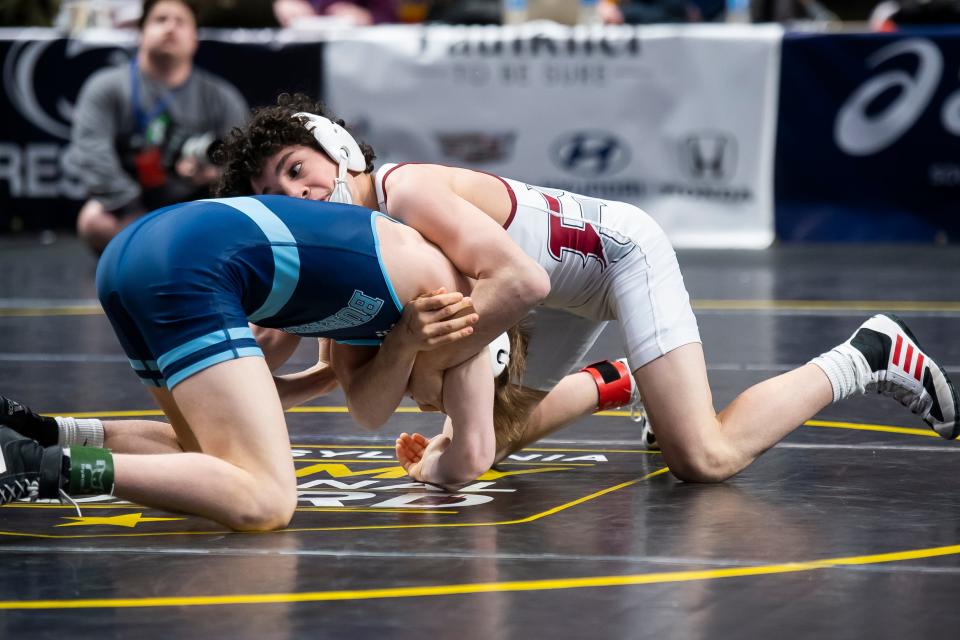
[679, 132, 738, 182]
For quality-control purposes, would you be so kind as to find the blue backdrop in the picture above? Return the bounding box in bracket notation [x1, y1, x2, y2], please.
[775, 31, 960, 242]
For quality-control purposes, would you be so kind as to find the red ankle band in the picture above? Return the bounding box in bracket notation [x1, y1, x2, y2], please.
[582, 359, 633, 411]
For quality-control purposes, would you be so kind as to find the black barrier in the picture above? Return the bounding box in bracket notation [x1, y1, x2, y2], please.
[0, 30, 323, 232]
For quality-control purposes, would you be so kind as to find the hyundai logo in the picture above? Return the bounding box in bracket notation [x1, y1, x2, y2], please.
[678, 132, 738, 182]
[550, 131, 630, 177]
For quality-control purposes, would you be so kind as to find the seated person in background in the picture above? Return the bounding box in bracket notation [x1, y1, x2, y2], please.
[65, 0, 248, 254]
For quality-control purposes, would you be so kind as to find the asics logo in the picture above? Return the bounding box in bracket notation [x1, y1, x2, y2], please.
[835, 39, 960, 156]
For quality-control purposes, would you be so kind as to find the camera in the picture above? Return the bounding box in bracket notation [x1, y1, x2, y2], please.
[165, 130, 220, 168]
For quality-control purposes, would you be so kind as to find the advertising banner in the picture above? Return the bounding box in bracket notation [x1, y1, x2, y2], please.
[0, 28, 323, 231]
[776, 32, 960, 242]
[0, 31, 125, 231]
[326, 23, 782, 248]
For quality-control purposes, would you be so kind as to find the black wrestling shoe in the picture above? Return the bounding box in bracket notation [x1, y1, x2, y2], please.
[0, 426, 65, 505]
[0, 395, 59, 446]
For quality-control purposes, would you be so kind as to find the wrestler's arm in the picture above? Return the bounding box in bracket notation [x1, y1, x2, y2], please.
[330, 341, 415, 429]
[395, 351, 497, 489]
[272, 349, 339, 410]
[249, 325, 334, 408]
[251, 325, 303, 371]
[330, 290, 479, 429]
[386, 165, 550, 370]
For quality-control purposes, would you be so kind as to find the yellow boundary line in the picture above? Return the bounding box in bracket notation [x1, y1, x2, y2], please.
[5, 299, 960, 318]
[804, 419, 936, 438]
[1, 540, 958, 610]
[0, 469, 670, 540]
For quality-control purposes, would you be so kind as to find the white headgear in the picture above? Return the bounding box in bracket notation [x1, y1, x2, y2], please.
[292, 112, 366, 205]
[489, 332, 511, 378]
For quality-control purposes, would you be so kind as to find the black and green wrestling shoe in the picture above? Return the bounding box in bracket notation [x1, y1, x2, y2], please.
[0, 426, 65, 505]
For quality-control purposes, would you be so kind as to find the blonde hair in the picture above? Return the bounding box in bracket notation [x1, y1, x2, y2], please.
[492, 324, 539, 454]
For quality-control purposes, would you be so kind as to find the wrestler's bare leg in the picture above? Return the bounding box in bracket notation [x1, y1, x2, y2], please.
[631, 343, 833, 482]
[109, 357, 298, 530]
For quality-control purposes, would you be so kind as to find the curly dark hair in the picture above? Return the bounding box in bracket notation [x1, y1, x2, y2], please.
[214, 93, 376, 197]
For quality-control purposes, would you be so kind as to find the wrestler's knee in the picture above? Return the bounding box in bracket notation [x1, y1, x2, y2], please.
[227, 479, 298, 532]
[661, 436, 740, 484]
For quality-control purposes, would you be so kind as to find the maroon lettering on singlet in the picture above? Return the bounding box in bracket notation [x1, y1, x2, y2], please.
[539, 190, 607, 270]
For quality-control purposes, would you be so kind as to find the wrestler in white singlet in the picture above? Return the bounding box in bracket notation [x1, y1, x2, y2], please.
[376, 163, 701, 390]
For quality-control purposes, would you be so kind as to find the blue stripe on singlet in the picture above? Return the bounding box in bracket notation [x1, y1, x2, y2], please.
[201, 197, 301, 324]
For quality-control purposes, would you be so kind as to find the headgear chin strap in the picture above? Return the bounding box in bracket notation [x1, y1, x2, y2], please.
[489, 332, 511, 378]
[292, 112, 366, 205]
[328, 151, 354, 205]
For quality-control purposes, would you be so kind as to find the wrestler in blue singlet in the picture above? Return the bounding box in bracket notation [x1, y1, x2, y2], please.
[96, 195, 403, 389]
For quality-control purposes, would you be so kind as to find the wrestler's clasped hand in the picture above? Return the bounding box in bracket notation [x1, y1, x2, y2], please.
[398, 287, 478, 352]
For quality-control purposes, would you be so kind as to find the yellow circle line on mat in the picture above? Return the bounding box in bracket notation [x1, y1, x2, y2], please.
[0, 540, 957, 609]
[0, 468, 670, 540]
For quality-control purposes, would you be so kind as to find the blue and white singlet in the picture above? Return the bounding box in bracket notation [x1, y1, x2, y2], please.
[96, 195, 403, 389]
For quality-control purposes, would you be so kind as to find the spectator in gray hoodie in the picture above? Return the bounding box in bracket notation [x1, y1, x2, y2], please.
[66, 0, 248, 254]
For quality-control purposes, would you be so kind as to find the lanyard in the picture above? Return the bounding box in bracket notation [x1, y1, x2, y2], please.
[130, 58, 185, 135]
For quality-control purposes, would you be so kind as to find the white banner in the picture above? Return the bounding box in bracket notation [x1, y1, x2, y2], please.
[325, 23, 782, 248]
